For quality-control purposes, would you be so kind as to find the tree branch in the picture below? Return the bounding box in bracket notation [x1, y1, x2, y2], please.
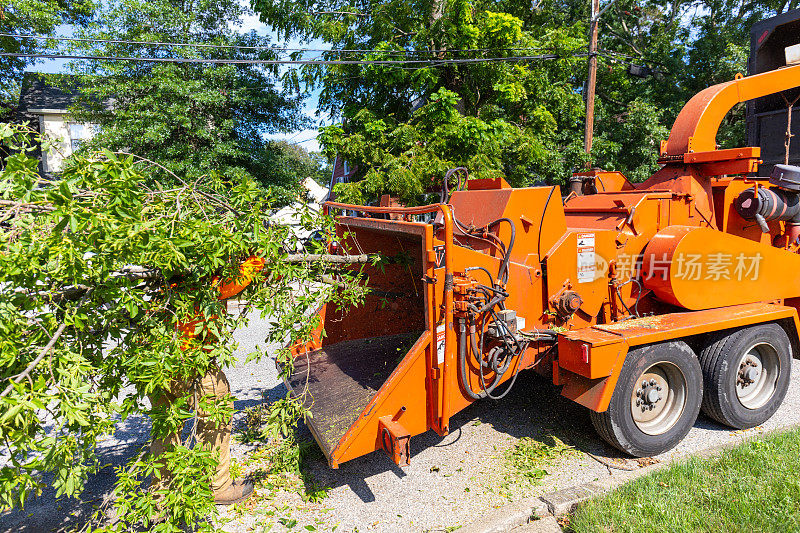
[285, 253, 371, 263]
[0, 199, 55, 212]
[1, 322, 68, 398]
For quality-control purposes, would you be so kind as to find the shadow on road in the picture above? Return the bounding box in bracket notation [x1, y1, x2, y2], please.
[0, 415, 150, 533]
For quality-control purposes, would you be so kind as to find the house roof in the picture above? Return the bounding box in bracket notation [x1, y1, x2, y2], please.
[18, 73, 83, 113]
[18, 73, 111, 113]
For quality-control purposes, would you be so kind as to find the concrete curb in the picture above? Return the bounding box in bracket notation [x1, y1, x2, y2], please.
[458, 498, 549, 533]
[459, 423, 800, 533]
[512, 515, 563, 532]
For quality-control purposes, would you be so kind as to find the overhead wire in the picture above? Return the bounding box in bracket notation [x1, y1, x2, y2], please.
[0, 51, 576, 66]
[0, 31, 560, 56]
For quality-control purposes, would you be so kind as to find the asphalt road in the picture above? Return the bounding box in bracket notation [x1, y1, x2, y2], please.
[4, 311, 800, 532]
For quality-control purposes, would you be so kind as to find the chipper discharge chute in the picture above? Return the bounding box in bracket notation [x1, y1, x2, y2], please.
[284, 61, 800, 467]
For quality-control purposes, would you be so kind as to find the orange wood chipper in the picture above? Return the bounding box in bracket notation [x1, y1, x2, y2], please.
[278, 63, 800, 467]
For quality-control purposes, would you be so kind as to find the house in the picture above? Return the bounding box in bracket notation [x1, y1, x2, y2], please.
[17, 73, 103, 175]
[327, 154, 357, 201]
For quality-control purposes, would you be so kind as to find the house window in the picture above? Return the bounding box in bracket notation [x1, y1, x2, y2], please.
[68, 123, 98, 152]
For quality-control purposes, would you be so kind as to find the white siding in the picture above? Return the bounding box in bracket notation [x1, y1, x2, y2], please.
[38, 112, 98, 173]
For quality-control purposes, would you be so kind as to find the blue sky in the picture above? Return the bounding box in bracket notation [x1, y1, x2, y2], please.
[27, 11, 329, 153]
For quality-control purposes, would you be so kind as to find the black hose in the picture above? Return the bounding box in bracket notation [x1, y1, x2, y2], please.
[466, 266, 495, 288]
[537, 186, 556, 263]
[477, 295, 505, 315]
[520, 329, 559, 341]
[459, 319, 485, 400]
[487, 217, 515, 286]
[614, 283, 635, 317]
[478, 284, 508, 296]
[440, 167, 469, 203]
[453, 213, 506, 256]
[630, 278, 643, 317]
[480, 342, 529, 400]
[489, 308, 523, 351]
[469, 319, 492, 369]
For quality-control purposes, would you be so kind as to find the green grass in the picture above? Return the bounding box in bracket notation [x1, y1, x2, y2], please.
[568, 428, 800, 532]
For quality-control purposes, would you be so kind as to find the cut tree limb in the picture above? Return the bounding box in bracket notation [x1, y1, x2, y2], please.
[285, 254, 371, 264]
[1, 322, 68, 398]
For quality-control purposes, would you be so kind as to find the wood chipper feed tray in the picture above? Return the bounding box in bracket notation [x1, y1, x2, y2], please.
[286, 331, 424, 458]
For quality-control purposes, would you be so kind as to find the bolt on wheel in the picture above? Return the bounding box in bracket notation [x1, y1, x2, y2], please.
[629, 362, 687, 435]
[699, 323, 792, 429]
[735, 343, 779, 410]
[591, 340, 702, 457]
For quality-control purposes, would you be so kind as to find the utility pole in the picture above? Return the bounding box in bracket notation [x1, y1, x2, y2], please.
[584, 0, 600, 167]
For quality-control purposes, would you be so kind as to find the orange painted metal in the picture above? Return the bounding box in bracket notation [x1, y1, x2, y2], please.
[277, 65, 800, 468]
[664, 64, 800, 156]
[177, 255, 267, 344]
[642, 226, 800, 309]
[466, 176, 512, 190]
[216, 256, 266, 300]
[571, 169, 635, 192]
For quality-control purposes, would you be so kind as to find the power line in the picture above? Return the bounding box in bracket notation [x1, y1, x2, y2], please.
[291, 136, 319, 145]
[0, 51, 574, 66]
[0, 32, 553, 56]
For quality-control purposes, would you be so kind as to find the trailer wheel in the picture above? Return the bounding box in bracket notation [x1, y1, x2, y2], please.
[590, 341, 702, 457]
[698, 323, 791, 429]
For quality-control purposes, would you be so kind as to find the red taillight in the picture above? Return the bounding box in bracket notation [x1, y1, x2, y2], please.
[581, 344, 590, 364]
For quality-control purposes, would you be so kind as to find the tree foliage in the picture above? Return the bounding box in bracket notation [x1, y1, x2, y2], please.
[254, 0, 800, 202]
[0, 0, 94, 100]
[68, 0, 313, 202]
[266, 140, 332, 187]
[0, 123, 362, 531]
[261, 0, 589, 192]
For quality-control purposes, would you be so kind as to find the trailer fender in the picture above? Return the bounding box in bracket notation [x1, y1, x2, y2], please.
[560, 343, 628, 413]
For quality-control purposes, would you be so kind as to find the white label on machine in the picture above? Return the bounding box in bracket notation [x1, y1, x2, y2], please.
[577, 232, 596, 283]
[436, 323, 446, 364]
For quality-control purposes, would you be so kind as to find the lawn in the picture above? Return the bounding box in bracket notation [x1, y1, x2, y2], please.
[568, 428, 800, 532]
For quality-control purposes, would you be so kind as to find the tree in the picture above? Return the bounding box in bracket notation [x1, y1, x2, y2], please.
[580, 0, 800, 161]
[266, 140, 332, 187]
[69, 0, 310, 202]
[257, 0, 589, 197]
[0, 0, 95, 100]
[256, 0, 800, 203]
[0, 123, 363, 530]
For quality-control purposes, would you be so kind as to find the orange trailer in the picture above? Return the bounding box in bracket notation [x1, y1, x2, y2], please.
[282, 62, 800, 466]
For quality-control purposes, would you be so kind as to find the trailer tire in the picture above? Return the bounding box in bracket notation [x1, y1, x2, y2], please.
[698, 323, 791, 429]
[590, 341, 702, 457]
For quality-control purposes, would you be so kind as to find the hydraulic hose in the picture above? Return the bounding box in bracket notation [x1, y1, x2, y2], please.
[453, 210, 506, 256]
[481, 343, 527, 400]
[537, 186, 556, 262]
[459, 318, 488, 400]
[453, 211, 553, 402]
[487, 217, 515, 286]
[466, 266, 495, 288]
[452, 211, 515, 288]
[478, 295, 506, 314]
